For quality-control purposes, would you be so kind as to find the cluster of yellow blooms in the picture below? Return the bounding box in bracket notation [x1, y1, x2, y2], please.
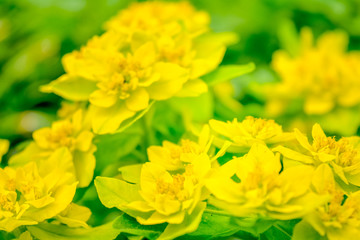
[0, 1, 232, 238]
[0, 148, 89, 232]
[41, 1, 231, 134]
[2, 1, 360, 240]
[96, 116, 360, 240]
[266, 28, 360, 116]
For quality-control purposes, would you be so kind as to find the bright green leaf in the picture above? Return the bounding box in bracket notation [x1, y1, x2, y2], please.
[41, 75, 97, 101]
[202, 63, 255, 86]
[27, 221, 120, 240]
[94, 177, 141, 209]
[113, 214, 166, 240]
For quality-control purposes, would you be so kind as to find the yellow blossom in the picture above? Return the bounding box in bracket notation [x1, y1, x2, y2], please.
[131, 156, 209, 225]
[9, 110, 96, 187]
[95, 152, 211, 239]
[269, 28, 360, 116]
[42, 30, 188, 134]
[206, 143, 327, 220]
[147, 125, 212, 170]
[293, 164, 360, 240]
[0, 148, 77, 232]
[41, 1, 232, 134]
[274, 123, 360, 187]
[105, 1, 210, 38]
[209, 116, 294, 153]
[57, 101, 85, 119]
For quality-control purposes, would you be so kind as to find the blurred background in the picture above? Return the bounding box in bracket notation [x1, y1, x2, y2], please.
[1, 0, 360, 145]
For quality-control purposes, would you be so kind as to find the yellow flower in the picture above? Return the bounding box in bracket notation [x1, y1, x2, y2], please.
[209, 116, 294, 153]
[147, 125, 212, 170]
[95, 152, 210, 239]
[293, 164, 360, 240]
[57, 101, 85, 119]
[42, 30, 189, 134]
[269, 28, 360, 115]
[0, 148, 77, 232]
[206, 143, 327, 220]
[274, 123, 360, 187]
[131, 156, 209, 225]
[0, 139, 9, 163]
[54, 203, 92, 228]
[9, 110, 96, 188]
[42, 1, 232, 134]
[105, 1, 210, 38]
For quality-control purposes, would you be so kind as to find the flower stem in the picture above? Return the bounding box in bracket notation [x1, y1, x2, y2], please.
[204, 208, 233, 217]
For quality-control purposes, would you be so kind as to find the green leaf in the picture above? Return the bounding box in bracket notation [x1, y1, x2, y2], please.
[169, 91, 214, 122]
[234, 217, 274, 236]
[94, 177, 141, 209]
[202, 63, 255, 86]
[158, 202, 207, 240]
[113, 214, 166, 240]
[94, 130, 142, 172]
[115, 100, 156, 133]
[292, 220, 321, 240]
[179, 211, 241, 240]
[277, 19, 300, 57]
[118, 164, 142, 184]
[27, 221, 120, 240]
[262, 224, 292, 240]
[41, 76, 97, 101]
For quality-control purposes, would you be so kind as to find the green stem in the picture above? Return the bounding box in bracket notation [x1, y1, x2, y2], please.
[204, 208, 233, 217]
[141, 115, 149, 158]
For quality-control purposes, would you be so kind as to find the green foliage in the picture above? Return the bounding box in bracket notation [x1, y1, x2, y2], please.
[2, 0, 360, 239]
[27, 221, 120, 240]
[203, 63, 256, 86]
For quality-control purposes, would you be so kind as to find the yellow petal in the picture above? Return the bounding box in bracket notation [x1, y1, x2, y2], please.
[175, 79, 208, 97]
[311, 124, 327, 141]
[89, 102, 135, 134]
[125, 88, 149, 112]
[73, 146, 96, 188]
[147, 63, 189, 100]
[89, 89, 118, 108]
[294, 128, 313, 152]
[75, 131, 94, 152]
[304, 96, 334, 115]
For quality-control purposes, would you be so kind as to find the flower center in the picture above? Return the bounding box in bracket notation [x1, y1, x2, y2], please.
[156, 174, 187, 201]
[242, 116, 282, 139]
[19, 181, 42, 201]
[169, 140, 200, 161]
[156, 166, 197, 201]
[47, 121, 75, 150]
[102, 55, 149, 99]
[0, 191, 16, 213]
[313, 137, 357, 167]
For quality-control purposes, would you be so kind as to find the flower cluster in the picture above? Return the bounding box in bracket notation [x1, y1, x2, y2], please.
[266, 28, 360, 116]
[269, 28, 360, 114]
[10, 110, 96, 188]
[0, 149, 78, 232]
[0, 2, 238, 238]
[3, 1, 359, 240]
[95, 126, 214, 239]
[0, 109, 93, 236]
[95, 115, 360, 239]
[42, 1, 232, 134]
